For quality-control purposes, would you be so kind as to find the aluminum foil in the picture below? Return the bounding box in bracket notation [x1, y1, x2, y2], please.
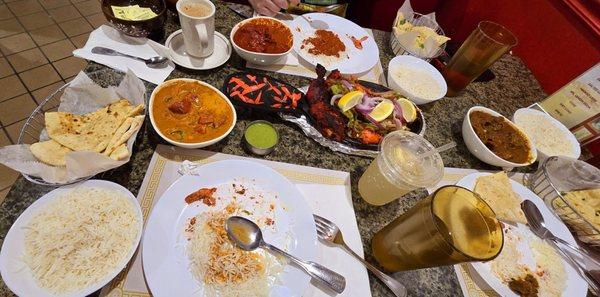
[279, 113, 378, 158]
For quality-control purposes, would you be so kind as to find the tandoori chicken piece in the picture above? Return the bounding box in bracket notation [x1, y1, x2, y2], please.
[306, 64, 347, 141]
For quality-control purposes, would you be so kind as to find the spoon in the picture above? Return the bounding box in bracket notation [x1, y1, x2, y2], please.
[521, 200, 600, 294]
[225, 216, 346, 294]
[91, 46, 169, 68]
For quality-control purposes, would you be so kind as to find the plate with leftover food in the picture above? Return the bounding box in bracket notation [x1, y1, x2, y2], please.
[0, 180, 143, 297]
[142, 160, 317, 297]
[149, 78, 236, 148]
[456, 172, 587, 297]
[290, 13, 379, 74]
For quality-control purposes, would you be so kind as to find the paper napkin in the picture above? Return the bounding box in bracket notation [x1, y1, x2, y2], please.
[73, 25, 174, 85]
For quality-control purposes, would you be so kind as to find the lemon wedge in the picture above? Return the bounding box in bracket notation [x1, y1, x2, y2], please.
[397, 98, 417, 122]
[337, 91, 364, 112]
[368, 99, 395, 122]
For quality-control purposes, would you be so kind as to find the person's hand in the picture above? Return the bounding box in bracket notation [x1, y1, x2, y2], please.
[248, 0, 300, 17]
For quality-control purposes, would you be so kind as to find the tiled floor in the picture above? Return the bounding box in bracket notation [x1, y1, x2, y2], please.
[0, 0, 106, 204]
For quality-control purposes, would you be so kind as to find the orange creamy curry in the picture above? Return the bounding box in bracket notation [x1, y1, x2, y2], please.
[152, 81, 234, 143]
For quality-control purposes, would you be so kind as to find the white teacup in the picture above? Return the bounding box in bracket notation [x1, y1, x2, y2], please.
[176, 0, 215, 58]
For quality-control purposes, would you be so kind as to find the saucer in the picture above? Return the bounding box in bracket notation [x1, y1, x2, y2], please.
[165, 30, 231, 70]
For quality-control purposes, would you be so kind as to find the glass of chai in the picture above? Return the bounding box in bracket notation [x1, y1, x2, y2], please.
[372, 185, 504, 272]
[442, 21, 517, 97]
[358, 131, 444, 206]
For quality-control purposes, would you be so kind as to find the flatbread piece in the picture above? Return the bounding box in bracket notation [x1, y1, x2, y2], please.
[45, 99, 134, 152]
[474, 172, 527, 224]
[29, 140, 72, 166]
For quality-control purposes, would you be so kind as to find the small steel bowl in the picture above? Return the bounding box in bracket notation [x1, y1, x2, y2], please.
[243, 120, 279, 156]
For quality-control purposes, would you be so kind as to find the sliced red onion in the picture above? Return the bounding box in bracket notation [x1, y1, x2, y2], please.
[392, 99, 406, 122]
[363, 113, 384, 129]
[393, 117, 404, 128]
[355, 104, 374, 113]
[341, 79, 353, 91]
[330, 94, 343, 105]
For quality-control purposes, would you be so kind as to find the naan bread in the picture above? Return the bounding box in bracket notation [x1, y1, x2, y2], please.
[474, 172, 527, 224]
[109, 144, 129, 160]
[29, 140, 72, 166]
[103, 116, 143, 156]
[45, 99, 134, 152]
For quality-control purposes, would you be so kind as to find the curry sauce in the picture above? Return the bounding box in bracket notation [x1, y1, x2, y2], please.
[233, 18, 292, 54]
[470, 110, 531, 164]
[152, 81, 234, 143]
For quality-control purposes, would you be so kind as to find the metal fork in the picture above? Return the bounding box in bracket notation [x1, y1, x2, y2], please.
[313, 214, 408, 297]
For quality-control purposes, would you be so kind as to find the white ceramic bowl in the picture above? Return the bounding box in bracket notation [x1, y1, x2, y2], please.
[149, 78, 237, 149]
[462, 106, 537, 168]
[387, 55, 447, 105]
[230, 17, 292, 66]
[512, 108, 581, 161]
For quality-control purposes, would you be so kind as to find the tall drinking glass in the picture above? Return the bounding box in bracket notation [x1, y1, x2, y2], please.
[442, 21, 517, 97]
[371, 185, 504, 272]
[358, 131, 444, 206]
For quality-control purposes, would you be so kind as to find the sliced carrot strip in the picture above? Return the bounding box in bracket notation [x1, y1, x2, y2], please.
[267, 83, 282, 96]
[255, 91, 263, 104]
[246, 74, 257, 83]
[241, 83, 265, 95]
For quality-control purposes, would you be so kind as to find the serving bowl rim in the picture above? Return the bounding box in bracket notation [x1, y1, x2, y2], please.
[387, 55, 447, 104]
[101, 0, 166, 24]
[229, 16, 294, 57]
[149, 78, 237, 148]
[464, 106, 537, 167]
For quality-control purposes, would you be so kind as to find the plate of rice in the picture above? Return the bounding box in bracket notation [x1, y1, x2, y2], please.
[142, 160, 317, 297]
[457, 172, 588, 297]
[0, 180, 143, 297]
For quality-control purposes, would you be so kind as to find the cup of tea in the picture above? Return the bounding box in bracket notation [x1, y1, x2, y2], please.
[371, 185, 504, 272]
[176, 0, 215, 57]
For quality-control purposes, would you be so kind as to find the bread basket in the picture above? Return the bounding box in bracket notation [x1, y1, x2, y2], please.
[390, 12, 446, 60]
[16, 82, 94, 186]
[527, 156, 600, 247]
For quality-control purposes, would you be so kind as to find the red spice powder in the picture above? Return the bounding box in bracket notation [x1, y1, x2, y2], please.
[301, 30, 346, 57]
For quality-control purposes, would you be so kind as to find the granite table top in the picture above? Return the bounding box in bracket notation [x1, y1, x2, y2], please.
[0, 2, 548, 296]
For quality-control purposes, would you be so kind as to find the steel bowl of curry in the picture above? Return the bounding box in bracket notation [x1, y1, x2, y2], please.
[462, 106, 537, 168]
[230, 16, 293, 65]
[149, 78, 237, 148]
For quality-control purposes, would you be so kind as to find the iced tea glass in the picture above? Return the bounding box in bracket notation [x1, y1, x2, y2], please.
[442, 21, 517, 97]
[358, 131, 444, 206]
[371, 185, 504, 272]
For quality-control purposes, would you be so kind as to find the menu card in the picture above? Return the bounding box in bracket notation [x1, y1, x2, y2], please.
[539, 63, 600, 145]
[100, 144, 371, 297]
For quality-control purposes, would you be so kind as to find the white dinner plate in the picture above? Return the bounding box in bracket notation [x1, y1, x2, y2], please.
[0, 180, 143, 297]
[290, 13, 379, 74]
[142, 160, 317, 297]
[456, 172, 587, 297]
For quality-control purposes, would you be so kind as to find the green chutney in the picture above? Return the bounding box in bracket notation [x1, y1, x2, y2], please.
[245, 122, 278, 149]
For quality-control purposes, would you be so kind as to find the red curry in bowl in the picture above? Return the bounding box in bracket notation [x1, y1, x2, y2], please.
[233, 18, 293, 54]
